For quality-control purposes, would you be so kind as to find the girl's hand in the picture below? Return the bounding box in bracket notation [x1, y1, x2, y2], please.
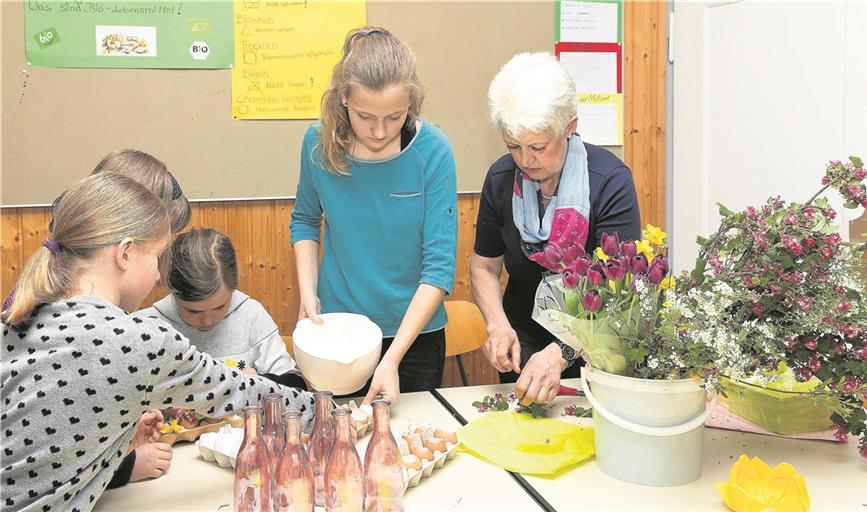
[298, 295, 323, 325]
[363, 361, 400, 404]
[130, 443, 173, 481]
[131, 409, 164, 450]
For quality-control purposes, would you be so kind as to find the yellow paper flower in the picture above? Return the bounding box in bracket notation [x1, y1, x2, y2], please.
[595, 247, 608, 261]
[635, 239, 655, 261]
[715, 455, 810, 512]
[224, 358, 238, 368]
[160, 419, 183, 435]
[660, 276, 676, 290]
[644, 224, 667, 247]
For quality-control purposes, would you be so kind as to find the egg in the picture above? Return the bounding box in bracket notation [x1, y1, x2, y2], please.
[401, 454, 422, 471]
[410, 445, 434, 461]
[434, 429, 458, 444]
[424, 437, 447, 453]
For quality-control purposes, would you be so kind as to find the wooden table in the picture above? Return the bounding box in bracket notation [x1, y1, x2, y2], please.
[93, 390, 542, 511]
[435, 379, 867, 511]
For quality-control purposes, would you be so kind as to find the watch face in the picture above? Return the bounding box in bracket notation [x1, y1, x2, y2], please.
[562, 344, 576, 360]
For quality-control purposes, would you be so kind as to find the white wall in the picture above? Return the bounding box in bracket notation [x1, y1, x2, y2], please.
[671, 0, 867, 272]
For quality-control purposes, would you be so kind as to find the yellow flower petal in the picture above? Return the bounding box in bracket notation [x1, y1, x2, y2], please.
[660, 277, 675, 290]
[224, 358, 238, 368]
[645, 224, 667, 247]
[608, 280, 616, 292]
[595, 247, 608, 261]
[635, 240, 654, 261]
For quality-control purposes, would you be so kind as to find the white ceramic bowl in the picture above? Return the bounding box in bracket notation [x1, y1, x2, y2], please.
[293, 313, 382, 395]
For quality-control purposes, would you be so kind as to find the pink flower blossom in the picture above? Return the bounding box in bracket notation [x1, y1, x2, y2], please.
[600, 232, 621, 257]
[784, 211, 798, 225]
[825, 208, 837, 220]
[587, 264, 605, 286]
[803, 336, 817, 350]
[809, 355, 822, 371]
[746, 206, 759, 219]
[841, 378, 858, 394]
[820, 246, 835, 259]
[583, 289, 602, 313]
[570, 256, 591, 277]
[822, 233, 842, 246]
[562, 271, 579, 289]
[782, 235, 804, 256]
[834, 425, 849, 442]
[748, 301, 764, 318]
[795, 297, 812, 312]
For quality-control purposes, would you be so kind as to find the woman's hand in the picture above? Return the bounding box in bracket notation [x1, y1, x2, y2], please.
[298, 295, 322, 325]
[363, 360, 400, 404]
[130, 409, 164, 451]
[130, 443, 173, 482]
[514, 343, 566, 405]
[483, 324, 522, 373]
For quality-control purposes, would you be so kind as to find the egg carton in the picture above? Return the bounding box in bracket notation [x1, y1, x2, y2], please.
[196, 424, 243, 469]
[398, 424, 459, 490]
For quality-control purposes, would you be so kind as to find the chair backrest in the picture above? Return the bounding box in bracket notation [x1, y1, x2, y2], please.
[444, 300, 488, 357]
[281, 335, 294, 357]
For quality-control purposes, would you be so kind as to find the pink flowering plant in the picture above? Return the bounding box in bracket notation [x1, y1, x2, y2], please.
[533, 157, 867, 456]
[662, 156, 867, 456]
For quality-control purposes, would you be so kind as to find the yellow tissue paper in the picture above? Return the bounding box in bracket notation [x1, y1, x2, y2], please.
[715, 455, 810, 512]
[458, 411, 594, 476]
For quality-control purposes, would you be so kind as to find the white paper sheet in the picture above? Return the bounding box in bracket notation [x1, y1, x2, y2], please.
[559, 51, 618, 93]
[560, 1, 619, 43]
[578, 102, 620, 146]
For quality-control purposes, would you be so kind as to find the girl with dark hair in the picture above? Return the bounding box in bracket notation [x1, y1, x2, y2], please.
[140, 228, 305, 389]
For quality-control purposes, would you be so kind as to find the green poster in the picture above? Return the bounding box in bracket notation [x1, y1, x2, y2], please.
[24, 1, 233, 68]
[556, 0, 623, 44]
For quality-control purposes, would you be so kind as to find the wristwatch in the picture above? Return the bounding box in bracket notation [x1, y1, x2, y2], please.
[553, 339, 578, 368]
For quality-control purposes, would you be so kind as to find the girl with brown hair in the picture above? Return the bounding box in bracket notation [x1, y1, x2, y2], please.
[290, 26, 458, 402]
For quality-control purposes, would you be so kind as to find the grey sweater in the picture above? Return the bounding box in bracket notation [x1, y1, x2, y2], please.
[1, 296, 315, 512]
[140, 290, 299, 376]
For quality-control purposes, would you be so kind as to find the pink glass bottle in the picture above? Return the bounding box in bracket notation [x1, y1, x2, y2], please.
[274, 411, 314, 512]
[363, 400, 404, 512]
[325, 408, 365, 511]
[308, 390, 335, 507]
[263, 394, 286, 470]
[234, 405, 273, 512]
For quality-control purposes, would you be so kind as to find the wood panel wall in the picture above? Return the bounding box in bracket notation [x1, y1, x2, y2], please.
[0, 3, 668, 389]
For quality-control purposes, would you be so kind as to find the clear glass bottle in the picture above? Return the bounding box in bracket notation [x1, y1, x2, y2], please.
[308, 390, 335, 507]
[274, 411, 314, 512]
[263, 393, 285, 470]
[363, 400, 404, 512]
[325, 408, 365, 511]
[234, 405, 273, 512]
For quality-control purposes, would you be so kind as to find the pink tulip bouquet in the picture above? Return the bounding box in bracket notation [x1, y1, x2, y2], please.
[531, 212, 673, 375]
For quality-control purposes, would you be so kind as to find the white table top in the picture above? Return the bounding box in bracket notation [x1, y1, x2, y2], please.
[435, 378, 867, 511]
[93, 390, 542, 511]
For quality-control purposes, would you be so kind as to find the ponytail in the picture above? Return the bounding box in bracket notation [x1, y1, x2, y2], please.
[2, 173, 170, 327]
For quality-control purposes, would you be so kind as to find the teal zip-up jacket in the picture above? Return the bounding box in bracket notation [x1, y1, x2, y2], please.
[290, 121, 457, 337]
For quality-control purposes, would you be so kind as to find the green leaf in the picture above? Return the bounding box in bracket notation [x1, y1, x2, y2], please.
[717, 203, 735, 216]
[849, 155, 863, 168]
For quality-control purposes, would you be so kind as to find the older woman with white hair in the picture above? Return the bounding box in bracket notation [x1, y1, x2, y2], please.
[470, 52, 640, 405]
